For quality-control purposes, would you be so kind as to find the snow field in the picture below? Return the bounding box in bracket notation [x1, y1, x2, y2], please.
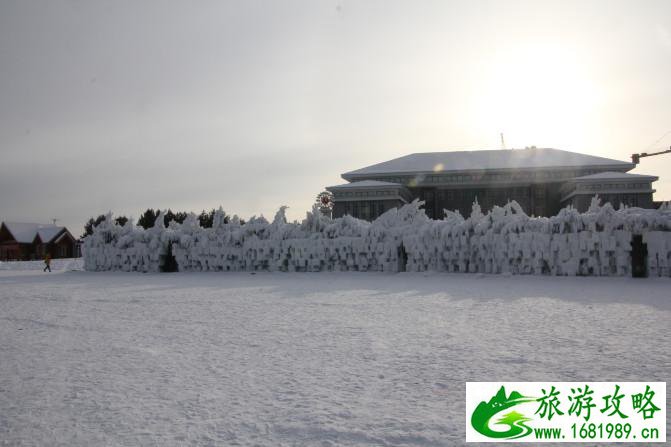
[0, 270, 668, 446]
[0, 258, 83, 272]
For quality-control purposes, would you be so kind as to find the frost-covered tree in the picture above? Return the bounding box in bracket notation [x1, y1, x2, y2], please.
[82, 214, 127, 238]
[197, 208, 226, 228]
[137, 209, 158, 229]
[83, 196, 671, 277]
[163, 210, 188, 226]
[114, 216, 129, 227]
[82, 214, 107, 238]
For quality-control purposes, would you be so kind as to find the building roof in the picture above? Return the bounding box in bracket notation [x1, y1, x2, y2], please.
[327, 180, 404, 190]
[37, 227, 65, 243]
[2, 222, 66, 243]
[572, 171, 658, 181]
[343, 148, 634, 179]
[53, 230, 76, 244]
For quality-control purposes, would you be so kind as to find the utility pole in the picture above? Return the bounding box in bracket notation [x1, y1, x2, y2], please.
[631, 146, 671, 165]
[500, 133, 506, 149]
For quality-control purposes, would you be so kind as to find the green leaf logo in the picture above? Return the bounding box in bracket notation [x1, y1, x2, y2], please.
[471, 386, 537, 439]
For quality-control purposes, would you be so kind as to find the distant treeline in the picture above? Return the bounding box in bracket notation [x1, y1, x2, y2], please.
[82, 208, 242, 238]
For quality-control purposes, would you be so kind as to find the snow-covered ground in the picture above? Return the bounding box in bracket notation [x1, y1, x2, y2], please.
[0, 267, 669, 446]
[0, 258, 83, 272]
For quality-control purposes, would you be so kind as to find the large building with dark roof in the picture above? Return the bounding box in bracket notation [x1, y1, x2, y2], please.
[327, 147, 658, 220]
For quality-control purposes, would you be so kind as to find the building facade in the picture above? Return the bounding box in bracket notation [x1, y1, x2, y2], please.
[327, 148, 658, 220]
[0, 222, 78, 261]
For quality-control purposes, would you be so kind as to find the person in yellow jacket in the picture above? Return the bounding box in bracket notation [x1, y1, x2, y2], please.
[43, 253, 51, 272]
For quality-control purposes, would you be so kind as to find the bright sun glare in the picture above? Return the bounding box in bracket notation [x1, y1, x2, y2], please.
[473, 43, 602, 149]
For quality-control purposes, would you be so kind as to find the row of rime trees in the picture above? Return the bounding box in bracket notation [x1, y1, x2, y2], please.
[82, 192, 334, 238]
[83, 198, 671, 276]
[82, 208, 234, 237]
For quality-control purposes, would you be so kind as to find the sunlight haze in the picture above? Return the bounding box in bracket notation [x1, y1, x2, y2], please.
[1, 0, 670, 233]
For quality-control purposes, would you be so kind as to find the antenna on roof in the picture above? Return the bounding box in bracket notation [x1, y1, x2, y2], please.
[51, 218, 59, 225]
[500, 132, 506, 149]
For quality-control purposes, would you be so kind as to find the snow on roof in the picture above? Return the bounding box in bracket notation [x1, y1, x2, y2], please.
[327, 180, 404, 189]
[37, 227, 65, 243]
[572, 171, 658, 181]
[53, 230, 75, 244]
[343, 148, 633, 178]
[2, 222, 64, 243]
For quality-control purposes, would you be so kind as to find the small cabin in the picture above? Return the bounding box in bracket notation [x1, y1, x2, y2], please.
[0, 222, 78, 261]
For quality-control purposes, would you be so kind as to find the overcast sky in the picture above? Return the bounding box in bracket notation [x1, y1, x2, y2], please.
[1, 0, 670, 234]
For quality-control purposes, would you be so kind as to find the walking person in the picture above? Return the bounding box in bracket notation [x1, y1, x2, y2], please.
[43, 253, 51, 272]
